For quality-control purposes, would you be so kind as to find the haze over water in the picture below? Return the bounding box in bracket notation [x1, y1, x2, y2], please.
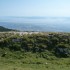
[0, 17, 70, 32]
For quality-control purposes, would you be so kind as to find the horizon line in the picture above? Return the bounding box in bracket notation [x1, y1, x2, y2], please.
[1, 16, 70, 18]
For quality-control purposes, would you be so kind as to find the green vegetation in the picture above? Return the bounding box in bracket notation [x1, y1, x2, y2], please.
[0, 32, 70, 70]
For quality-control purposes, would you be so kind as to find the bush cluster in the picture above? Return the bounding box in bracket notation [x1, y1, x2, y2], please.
[0, 33, 70, 57]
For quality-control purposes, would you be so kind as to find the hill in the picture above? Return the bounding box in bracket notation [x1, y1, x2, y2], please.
[0, 32, 70, 70]
[0, 26, 15, 31]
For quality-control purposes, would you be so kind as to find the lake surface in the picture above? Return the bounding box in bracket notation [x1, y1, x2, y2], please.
[0, 17, 70, 32]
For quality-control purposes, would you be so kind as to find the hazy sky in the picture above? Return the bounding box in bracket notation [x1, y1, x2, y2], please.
[0, 0, 70, 17]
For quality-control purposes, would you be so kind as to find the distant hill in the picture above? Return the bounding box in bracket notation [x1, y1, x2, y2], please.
[0, 26, 15, 32]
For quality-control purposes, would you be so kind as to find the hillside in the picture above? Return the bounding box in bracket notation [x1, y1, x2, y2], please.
[0, 26, 15, 31]
[0, 32, 70, 70]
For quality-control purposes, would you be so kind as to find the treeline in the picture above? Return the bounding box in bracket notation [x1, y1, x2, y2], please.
[0, 32, 70, 57]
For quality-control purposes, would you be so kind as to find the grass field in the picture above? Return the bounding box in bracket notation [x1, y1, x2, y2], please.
[0, 50, 70, 70]
[0, 58, 70, 70]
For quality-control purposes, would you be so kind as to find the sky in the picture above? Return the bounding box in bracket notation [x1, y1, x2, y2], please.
[0, 0, 70, 17]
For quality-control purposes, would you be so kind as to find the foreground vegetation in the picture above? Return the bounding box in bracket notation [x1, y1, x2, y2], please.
[0, 32, 70, 70]
[0, 51, 70, 70]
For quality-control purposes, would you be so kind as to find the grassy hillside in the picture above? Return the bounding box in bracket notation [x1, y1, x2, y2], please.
[0, 32, 70, 70]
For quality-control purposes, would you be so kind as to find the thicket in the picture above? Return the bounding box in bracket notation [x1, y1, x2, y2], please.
[0, 32, 70, 58]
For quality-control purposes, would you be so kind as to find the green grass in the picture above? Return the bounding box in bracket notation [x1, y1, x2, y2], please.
[0, 49, 70, 70]
[0, 58, 70, 70]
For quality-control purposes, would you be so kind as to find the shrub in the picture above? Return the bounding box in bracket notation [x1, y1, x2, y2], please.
[55, 44, 70, 57]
